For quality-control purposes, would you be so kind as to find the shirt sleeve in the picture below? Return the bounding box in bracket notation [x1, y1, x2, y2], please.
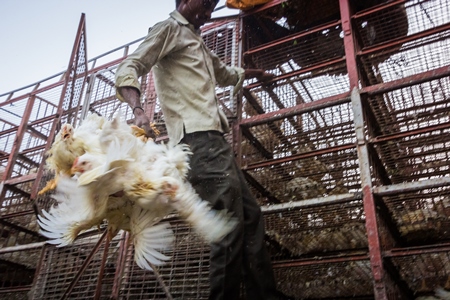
[232, 66, 245, 96]
[115, 20, 178, 101]
[210, 51, 245, 96]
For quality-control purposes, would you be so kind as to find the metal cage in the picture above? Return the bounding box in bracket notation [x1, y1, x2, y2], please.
[0, 1, 449, 299]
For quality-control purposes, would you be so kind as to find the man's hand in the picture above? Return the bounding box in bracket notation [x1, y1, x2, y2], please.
[245, 69, 274, 83]
[120, 87, 157, 139]
[134, 108, 157, 140]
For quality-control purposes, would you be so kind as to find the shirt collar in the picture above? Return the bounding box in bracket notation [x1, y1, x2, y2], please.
[170, 10, 199, 33]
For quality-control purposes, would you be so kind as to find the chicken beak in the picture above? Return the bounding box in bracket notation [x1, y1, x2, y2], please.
[71, 157, 81, 174]
[62, 125, 71, 140]
[71, 166, 80, 175]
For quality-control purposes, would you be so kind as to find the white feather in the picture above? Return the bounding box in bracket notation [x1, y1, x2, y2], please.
[38, 113, 237, 273]
[171, 183, 238, 243]
[72, 112, 105, 155]
[77, 137, 135, 186]
[131, 208, 175, 270]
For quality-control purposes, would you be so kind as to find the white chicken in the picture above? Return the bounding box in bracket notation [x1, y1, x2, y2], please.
[38, 112, 106, 195]
[37, 175, 175, 269]
[38, 133, 138, 243]
[38, 111, 238, 271]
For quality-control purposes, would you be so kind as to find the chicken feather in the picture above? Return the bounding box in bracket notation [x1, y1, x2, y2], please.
[131, 210, 175, 270]
[172, 183, 238, 243]
[38, 175, 102, 246]
[39, 112, 106, 194]
[38, 111, 238, 271]
[76, 137, 135, 186]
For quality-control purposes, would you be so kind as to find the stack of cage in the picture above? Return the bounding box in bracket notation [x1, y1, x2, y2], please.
[2, 16, 241, 300]
[0, 0, 449, 299]
[239, 0, 450, 298]
[360, 0, 450, 296]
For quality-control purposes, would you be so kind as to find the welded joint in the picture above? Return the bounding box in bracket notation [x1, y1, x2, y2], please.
[351, 88, 367, 145]
[342, 20, 352, 36]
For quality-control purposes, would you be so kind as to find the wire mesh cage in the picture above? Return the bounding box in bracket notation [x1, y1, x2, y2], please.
[264, 199, 367, 260]
[273, 259, 374, 299]
[118, 219, 211, 300]
[0, 0, 449, 299]
[389, 251, 450, 293]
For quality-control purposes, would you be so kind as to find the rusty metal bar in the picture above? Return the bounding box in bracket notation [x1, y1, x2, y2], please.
[234, 17, 244, 164]
[369, 121, 450, 143]
[0, 241, 45, 254]
[340, 0, 359, 88]
[373, 177, 450, 196]
[358, 22, 450, 56]
[244, 20, 342, 56]
[94, 235, 111, 300]
[0, 118, 17, 128]
[245, 57, 346, 90]
[4, 173, 37, 186]
[240, 0, 285, 16]
[27, 126, 49, 141]
[241, 126, 273, 159]
[261, 192, 360, 212]
[35, 94, 59, 108]
[0, 285, 33, 294]
[350, 88, 388, 299]
[0, 126, 24, 137]
[0, 81, 63, 105]
[29, 244, 48, 299]
[30, 13, 88, 203]
[385, 243, 450, 257]
[0, 209, 35, 220]
[361, 64, 450, 96]
[60, 231, 108, 300]
[149, 261, 174, 300]
[353, 0, 406, 18]
[244, 143, 355, 170]
[272, 253, 369, 268]
[111, 232, 130, 299]
[65, 18, 89, 128]
[240, 91, 351, 128]
[27, 114, 59, 126]
[0, 94, 36, 186]
[3, 184, 31, 199]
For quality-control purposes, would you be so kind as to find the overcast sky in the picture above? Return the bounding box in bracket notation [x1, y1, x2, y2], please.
[0, 0, 236, 94]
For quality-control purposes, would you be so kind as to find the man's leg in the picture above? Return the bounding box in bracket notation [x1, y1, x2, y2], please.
[181, 131, 244, 300]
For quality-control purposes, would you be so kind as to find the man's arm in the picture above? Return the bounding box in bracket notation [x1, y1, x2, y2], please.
[245, 69, 274, 82]
[120, 87, 156, 138]
[115, 21, 178, 138]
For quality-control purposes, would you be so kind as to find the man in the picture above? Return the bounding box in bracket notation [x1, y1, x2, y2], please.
[115, 0, 286, 299]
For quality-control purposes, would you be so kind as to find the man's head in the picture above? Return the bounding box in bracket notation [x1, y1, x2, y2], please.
[177, 0, 219, 29]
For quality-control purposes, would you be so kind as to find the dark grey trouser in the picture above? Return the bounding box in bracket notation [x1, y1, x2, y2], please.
[181, 131, 278, 300]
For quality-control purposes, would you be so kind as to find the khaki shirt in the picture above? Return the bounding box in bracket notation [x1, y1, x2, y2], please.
[115, 10, 245, 144]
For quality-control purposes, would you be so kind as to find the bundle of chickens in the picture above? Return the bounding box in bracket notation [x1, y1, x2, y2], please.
[37, 112, 237, 271]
